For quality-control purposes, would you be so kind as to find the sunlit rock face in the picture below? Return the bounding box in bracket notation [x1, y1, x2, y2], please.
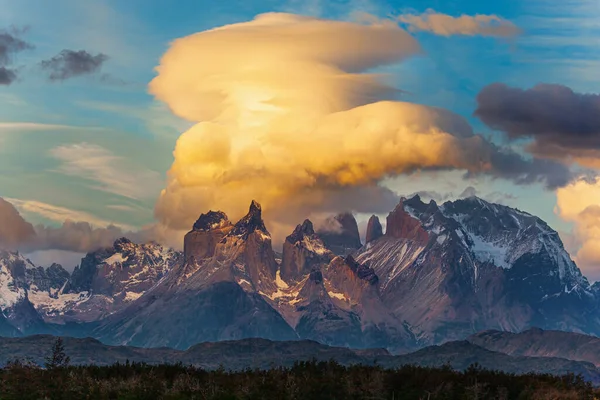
[280, 219, 333, 284]
[184, 211, 233, 262]
[92, 201, 298, 349]
[12, 195, 600, 354]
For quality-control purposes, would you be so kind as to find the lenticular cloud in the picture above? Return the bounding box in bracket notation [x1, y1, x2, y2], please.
[149, 13, 515, 240]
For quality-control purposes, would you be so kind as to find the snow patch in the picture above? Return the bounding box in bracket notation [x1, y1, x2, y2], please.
[124, 291, 143, 302]
[327, 290, 348, 301]
[104, 253, 127, 266]
[468, 233, 511, 269]
[302, 237, 328, 255]
[28, 289, 91, 316]
[275, 270, 289, 289]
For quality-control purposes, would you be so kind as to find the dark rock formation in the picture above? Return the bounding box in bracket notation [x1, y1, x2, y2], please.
[365, 215, 383, 243]
[317, 212, 362, 256]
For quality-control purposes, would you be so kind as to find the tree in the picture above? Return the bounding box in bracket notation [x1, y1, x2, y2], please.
[44, 337, 70, 369]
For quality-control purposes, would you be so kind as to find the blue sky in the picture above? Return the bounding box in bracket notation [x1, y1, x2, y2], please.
[0, 0, 598, 243]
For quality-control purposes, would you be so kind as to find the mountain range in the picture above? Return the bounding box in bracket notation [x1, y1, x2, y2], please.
[1, 195, 599, 354]
[3, 333, 600, 384]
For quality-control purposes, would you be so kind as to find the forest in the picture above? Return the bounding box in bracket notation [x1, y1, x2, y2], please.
[0, 339, 596, 400]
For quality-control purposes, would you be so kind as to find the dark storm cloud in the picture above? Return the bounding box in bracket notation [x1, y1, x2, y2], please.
[475, 83, 600, 152]
[465, 143, 575, 189]
[0, 66, 17, 85]
[0, 27, 33, 85]
[40, 49, 109, 81]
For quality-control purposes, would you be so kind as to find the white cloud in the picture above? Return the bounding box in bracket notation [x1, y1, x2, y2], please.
[4, 197, 135, 231]
[49, 142, 163, 200]
[0, 122, 91, 130]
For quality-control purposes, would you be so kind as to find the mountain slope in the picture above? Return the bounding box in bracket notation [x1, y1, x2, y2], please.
[2, 334, 599, 384]
[93, 202, 298, 349]
[0, 251, 47, 335]
[469, 328, 600, 367]
[28, 238, 181, 323]
[354, 195, 599, 345]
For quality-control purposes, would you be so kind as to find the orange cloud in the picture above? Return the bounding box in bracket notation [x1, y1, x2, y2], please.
[149, 13, 525, 242]
[398, 9, 521, 37]
[556, 179, 600, 279]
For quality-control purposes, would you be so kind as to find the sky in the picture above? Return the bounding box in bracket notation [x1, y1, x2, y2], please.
[0, 0, 599, 277]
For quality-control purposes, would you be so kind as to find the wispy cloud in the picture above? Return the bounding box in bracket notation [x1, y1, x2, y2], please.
[49, 142, 163, 201]
[397, 9, 521, 37]
[4, 197, 135, 230]
[0, 122, 91, 130]
[518, 0, 600, 89]
[76, 100, 191, 140]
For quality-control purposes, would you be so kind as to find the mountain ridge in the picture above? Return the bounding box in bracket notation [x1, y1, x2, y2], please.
[1, 195, 599, 354]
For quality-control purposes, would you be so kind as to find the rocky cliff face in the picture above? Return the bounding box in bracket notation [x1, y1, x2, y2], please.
[0, 251, 47, 335]
[184, 211, 232, 263]
[316, 213, 362, 256]
[280, 219, 333, 284]
[27, 239, 182, 323]
[93, 201, 298, 349]
[365, 215, 383, 244]
[355, 195, 598, 345]
[9, 194, 600, 354]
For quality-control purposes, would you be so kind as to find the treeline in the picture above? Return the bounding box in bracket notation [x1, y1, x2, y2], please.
[0, 359, 597, 399]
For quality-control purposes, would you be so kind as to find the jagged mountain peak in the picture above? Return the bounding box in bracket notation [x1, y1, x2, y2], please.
[192, 210, 231, 232]
[281, 219, 332, 284]
[250, 199, 261, 212]
[316, 212, 362, 256]
[228, 200, 270, 240]
[287, 219, 316, 244]
[365, 215, 383, 243]
[113, 237, 136, 253]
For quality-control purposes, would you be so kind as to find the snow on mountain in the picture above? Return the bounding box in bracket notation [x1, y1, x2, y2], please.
[28, 238, 182, 323]
[2, 194, 598, 353]
[0, 250, 47, 335]
[0, 251, 29, 310]
[353, 194, 598, 345]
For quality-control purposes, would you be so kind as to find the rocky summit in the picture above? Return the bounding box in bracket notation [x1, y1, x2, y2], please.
[1, 195, 599, 354]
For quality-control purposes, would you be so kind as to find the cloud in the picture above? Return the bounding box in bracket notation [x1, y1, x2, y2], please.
[0, 122, 98, 131]
[478, 145, 575, 189]
[556, 179, 600, 280]
[0, 198, 36, 250]
[5, 197, 135, 231]
[149, 12, 574, 243]
[0, 197, 184, 254]
[397, 9, 521, 37]
[40, 49, 108, 81]
[475, 83, 600, 168]
[0, 66, 16, 85]
[0, 26, 33, 85]
[25, 250, 84, 271]
[408, 190, 452, 203]
[49, 142, 163, 200]
[459, 186, 478, 198]
[32, 221, 125, 253]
